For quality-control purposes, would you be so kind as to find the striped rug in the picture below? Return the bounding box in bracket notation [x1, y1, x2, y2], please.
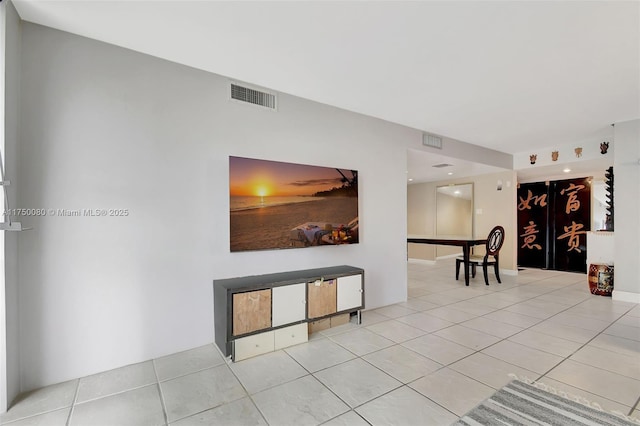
[454, 380, 639, 426]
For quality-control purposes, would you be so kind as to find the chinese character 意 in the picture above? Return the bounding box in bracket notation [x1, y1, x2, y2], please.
[518, 190, 548, 211]
[557, 221, 587, 253]
[559, 183, 585, 214]
[520, 221, 542, 250]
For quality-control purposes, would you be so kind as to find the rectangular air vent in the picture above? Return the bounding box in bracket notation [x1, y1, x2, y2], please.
[230, 83, 277, 110]
[423, 133, 443, 149]
[432, 163, 453, 168]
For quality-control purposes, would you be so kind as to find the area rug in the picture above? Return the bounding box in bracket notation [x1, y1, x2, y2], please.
[454, 379, 639, 425]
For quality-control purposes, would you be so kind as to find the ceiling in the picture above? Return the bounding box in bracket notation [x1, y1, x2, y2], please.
[12, 1, 639, 182]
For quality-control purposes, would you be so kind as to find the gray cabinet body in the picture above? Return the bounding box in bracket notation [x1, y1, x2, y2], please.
[214, 265, 364, 358]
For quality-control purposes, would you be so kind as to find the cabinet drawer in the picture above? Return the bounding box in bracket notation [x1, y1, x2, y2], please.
[234, 331, 275, 362]
[233, 289, 272, 336]
[274, 323, 308, 350]
[307, 279, 337, 319]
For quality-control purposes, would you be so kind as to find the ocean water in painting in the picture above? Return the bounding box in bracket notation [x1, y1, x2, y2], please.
[230, 196, 320, 212]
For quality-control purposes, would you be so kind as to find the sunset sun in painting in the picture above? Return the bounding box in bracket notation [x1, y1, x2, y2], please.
[229, 156, 359, 252]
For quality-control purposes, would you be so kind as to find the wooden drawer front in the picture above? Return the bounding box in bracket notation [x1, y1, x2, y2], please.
[274, 323, 308, 350]
[337, 274, 363, 312]
[233, 289, 272, 336]
[234, 331, 275, 362]
[307, 279, 337, 319]
[272, 283, 306, 327]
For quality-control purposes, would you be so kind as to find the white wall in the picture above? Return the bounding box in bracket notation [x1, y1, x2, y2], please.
[612, 119, 640, 302]
[407, 170, 518, 271]
[16, 23, 413, 391]
[1, 0, 21, 411]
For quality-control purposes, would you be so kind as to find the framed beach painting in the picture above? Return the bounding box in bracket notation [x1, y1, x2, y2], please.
[229, 156, 359, 252]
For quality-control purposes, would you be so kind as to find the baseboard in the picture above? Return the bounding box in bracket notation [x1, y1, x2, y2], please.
[408, 258, 436, 265]
[612, 290, 640, 304]
[500, 269, 518, 276]
[436, 254, 460, 260]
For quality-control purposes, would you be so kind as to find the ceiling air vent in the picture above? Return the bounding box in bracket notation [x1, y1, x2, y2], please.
[432, 163, 453, 168]
[423, 133, 443, 149]
[230, 83, 277, 110]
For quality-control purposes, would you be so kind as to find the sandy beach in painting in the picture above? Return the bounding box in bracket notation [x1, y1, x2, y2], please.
[230, 197, 358, 252]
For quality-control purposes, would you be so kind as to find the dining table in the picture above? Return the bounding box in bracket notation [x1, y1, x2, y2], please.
[407, 235, 488, 286]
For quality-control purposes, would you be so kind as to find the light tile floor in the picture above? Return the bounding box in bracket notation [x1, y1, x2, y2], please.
[2, 259, 640, 425]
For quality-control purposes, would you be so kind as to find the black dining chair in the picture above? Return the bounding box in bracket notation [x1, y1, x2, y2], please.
[456, 226, 505, 286]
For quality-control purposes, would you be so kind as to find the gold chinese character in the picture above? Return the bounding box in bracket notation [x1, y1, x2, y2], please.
[520, 221, 542, 250]
[559, 183, 585, 214]
[518, 190, 548, 211]
[557, 221, 587, 253]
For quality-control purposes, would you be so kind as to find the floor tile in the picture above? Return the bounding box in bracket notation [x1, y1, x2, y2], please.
[483, 310, 542, 328]
[409, 368, 495, 416]
[616, 315, 640, 328]
[546, 312, 611, 332]
[448, 352, 539, 390]
[69, 384, 164, 426]
[314, 358, 401, 408]
[169, 397, 266, 426]
[589, 334, 640, 358]
[362, 345, 442, 383]
[0, 380, 77, 424]
[252, 375, 349, 425]
[356, 385, 458, 425]
[448, 300, 497, 316]
[425, 306, 478, 323]
[328, 328, 394, 356]
[229, 350, 307, 394]
[284, 338, 355, 373]
[396, 298, 439, 312]
[76, 361, 156, 403]
[570, 344, 640, 381]
[402, 334, 474, 365]
[371, 305, 416, 319]
[358, 310, 390, 326]
[365, 320, 425, 343]
[503, 301, 566, 319]
[545, 360, 640, 407]
[418, 293, 466, 306]
[536, 377, 634, 417]
[459, 317, 523, 338]
[507, 329, 583, 357]
[529, 320, 600, 344]
[161, 365, 246, 423]
[434, 325, 501, 350]
[0, 408, 70, 426]
[603, 323, 640, 342]
[481, 340, 563, 374]
[395, 312, 454, 332]
[321, 410, 369, 426]
[154, 344, 225, 381]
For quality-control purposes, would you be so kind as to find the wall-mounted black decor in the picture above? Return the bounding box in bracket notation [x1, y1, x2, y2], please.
[604, 167, 614, 231]
[518, 178, 591, 273]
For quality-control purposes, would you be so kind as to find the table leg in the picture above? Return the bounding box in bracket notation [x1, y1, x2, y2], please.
[463, 244, 471, 286]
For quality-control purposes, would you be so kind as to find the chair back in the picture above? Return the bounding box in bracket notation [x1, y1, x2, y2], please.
[486, 226, 505, 256]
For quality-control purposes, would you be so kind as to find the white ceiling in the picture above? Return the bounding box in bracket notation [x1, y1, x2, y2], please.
[12, 0, 639, 182]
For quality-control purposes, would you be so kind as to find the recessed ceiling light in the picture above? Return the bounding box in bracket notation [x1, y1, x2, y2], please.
[447, 172, 453, 175]
[408, 178, 413, 182]
[454, 190, 461, 195]
[563, 168, 571, 173]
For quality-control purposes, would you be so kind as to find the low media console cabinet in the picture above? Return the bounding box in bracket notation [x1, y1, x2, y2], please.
[214, 265, 364, 361]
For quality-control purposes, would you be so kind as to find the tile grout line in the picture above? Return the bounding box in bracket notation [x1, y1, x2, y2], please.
[65, 379, 81, 426]
[151, 359, 169, 426]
